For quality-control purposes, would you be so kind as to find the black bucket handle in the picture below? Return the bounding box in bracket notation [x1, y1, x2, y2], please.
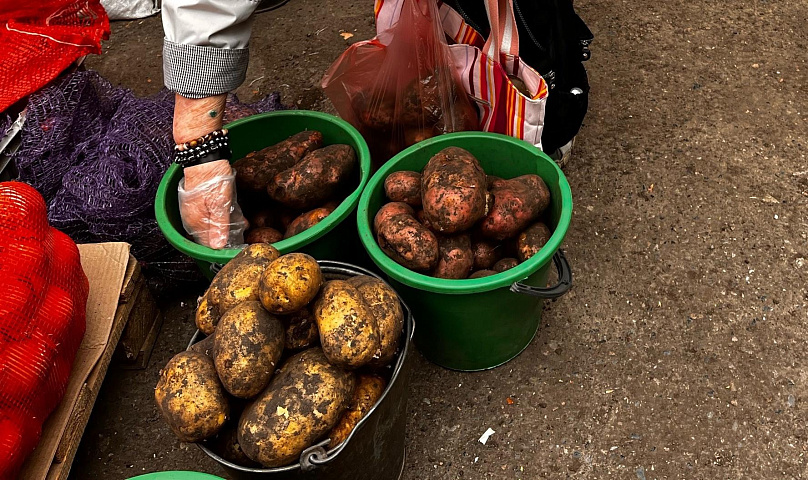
[510, 250, 572, 299]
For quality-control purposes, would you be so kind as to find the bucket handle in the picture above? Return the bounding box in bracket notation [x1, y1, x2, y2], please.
[510, 250, 572, 299]
[300, 439, 331, 471]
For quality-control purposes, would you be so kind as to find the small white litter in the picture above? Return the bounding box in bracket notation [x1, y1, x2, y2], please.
[478, 428, 495, 445]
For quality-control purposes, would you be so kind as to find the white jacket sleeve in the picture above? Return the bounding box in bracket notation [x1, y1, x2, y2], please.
[162, 0, 260, 98]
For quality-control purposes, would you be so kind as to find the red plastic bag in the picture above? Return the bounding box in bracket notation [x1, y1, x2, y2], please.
[322, 0, 478, 165]
[0, 0, 109, 111]
[0, 182, 89, 479]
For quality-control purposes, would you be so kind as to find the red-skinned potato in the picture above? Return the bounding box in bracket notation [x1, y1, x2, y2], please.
[433, 234, 474, 279]
[268, 144, 356, 210]
[480, 175, 551, 241]
[487, 175, 505, 189]
[375, 203, 439, 272]
[249, 209, 276, 229]
[493, 257, 519, 272]
[469, 269, 497, 279]
[471, 239, 504, 270]
[421, 147, 488, 234]
[246, 227, 283, 244]
[234, 131, 322, 193]
[517, 222, 552, 261]
[284, 206, 335, 239]
[384, 171, 422, 207]
[374, 202, 414, 232]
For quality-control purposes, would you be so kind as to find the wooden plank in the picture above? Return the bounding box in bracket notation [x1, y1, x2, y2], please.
[115, 281, 148, 361]
[122, 310, 164, 370]
[115, 256, 163, 368]
[117, 283, 163, 369]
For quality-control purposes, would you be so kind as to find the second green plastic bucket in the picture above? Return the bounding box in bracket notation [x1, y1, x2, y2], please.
[155, 111, 372, 278]
[358, 132, 573, 371]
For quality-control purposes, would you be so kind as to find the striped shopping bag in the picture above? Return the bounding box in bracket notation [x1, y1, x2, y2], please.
[376, 0, 549, 149]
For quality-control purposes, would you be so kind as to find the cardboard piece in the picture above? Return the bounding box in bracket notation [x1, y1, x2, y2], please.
[19, 242, 131, 480]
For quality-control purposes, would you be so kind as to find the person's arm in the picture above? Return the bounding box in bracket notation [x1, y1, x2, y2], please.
[162, 0, 259, 248]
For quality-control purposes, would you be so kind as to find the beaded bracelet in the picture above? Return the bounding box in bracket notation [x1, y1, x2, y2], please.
[173, 128, 232, 168]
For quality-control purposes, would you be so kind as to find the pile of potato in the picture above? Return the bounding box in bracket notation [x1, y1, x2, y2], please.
[155, 245, 404, 468]
[353, 70, 478, 157]
[232, 131, 358, 244]
[375, 147, 553, 279]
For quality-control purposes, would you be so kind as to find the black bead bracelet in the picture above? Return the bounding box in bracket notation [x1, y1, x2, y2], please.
[173, 128, 232, 168]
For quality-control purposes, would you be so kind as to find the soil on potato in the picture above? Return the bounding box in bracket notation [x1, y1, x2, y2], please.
[72, 0, 808, 478]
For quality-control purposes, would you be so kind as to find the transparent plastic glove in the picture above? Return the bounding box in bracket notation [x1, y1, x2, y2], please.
[178, 159, 247, 249]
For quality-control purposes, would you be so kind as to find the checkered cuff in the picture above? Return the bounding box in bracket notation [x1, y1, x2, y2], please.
[163, 39, 249, 99]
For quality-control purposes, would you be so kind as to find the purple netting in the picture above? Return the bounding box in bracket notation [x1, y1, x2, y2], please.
[0, 114, 10, 138]
[14, 70, 288, 285]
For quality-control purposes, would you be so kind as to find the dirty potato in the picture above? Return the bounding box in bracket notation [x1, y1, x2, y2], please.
[328, 374, 387, 447]
[471, 239, 504, 270]
[486, 175, 505, 190]
[480, 175, 551, 241]
[195, 293, 219, 336]
[469, 269, 497, 279]
[245, 227, 283, 244]
[517, 222, 552, 262]
[207, 243, 281, 317]
[283, 205, 335, 239]
[155, 351, 229, 443]
[313, 280, 380, 369]
[493, 257, 519, 272]
[373, 202, 415, 232]
[233, 131, 323, 193]
[213, 301, 285, 399]
[210, 426, 259, 467]
[268, 144, 357, 210]
[433, 234, 474, 279]
[384, 171, 422, 207]
[283, 306, 319, 351]
[188, 333, 215, 358]
[238, 348, 355, 467]
[375, 203, 439, 272]
[259, 253, 323, 315]
[247, 209, 277, 229]
[347, 276, 403, 366]
[421, 147, 488, 233]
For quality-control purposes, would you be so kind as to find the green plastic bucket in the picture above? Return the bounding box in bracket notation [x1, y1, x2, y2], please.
[128, 473, 224, 480]
[155, 111, 372, 279]
[357, 132, 573, 371]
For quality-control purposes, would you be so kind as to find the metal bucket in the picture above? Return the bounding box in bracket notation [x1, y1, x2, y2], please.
[187, 260, 414, 480]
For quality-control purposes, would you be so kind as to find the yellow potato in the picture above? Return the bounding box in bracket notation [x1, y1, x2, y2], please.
[328, 374, 386, 447]
[258, 253, 323, 315]
[187, 333, 214, 358]
[313, 280, 380, 369]
[283, 306, 319, 351]
[195, 293, 219, 336]
[154, 351, 229, 443]
[347, 276, 403, 367]
[238, 348, 355, 467]
[207, 243, 281, 316]
[213, 301, 285, 399]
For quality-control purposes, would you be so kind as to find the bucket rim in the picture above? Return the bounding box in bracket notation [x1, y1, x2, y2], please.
[192, 260, 414, 473]
[155, 110, 372, 264]
[357, 131, 573, 294]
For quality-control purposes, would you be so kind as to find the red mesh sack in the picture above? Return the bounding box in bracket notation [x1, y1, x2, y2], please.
[0, 182, 89, 479]
[0, 0, 109, 112]
[321, 0, 478, 166]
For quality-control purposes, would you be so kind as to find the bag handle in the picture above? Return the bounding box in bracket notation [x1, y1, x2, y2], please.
[483, 0, 520, 61]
